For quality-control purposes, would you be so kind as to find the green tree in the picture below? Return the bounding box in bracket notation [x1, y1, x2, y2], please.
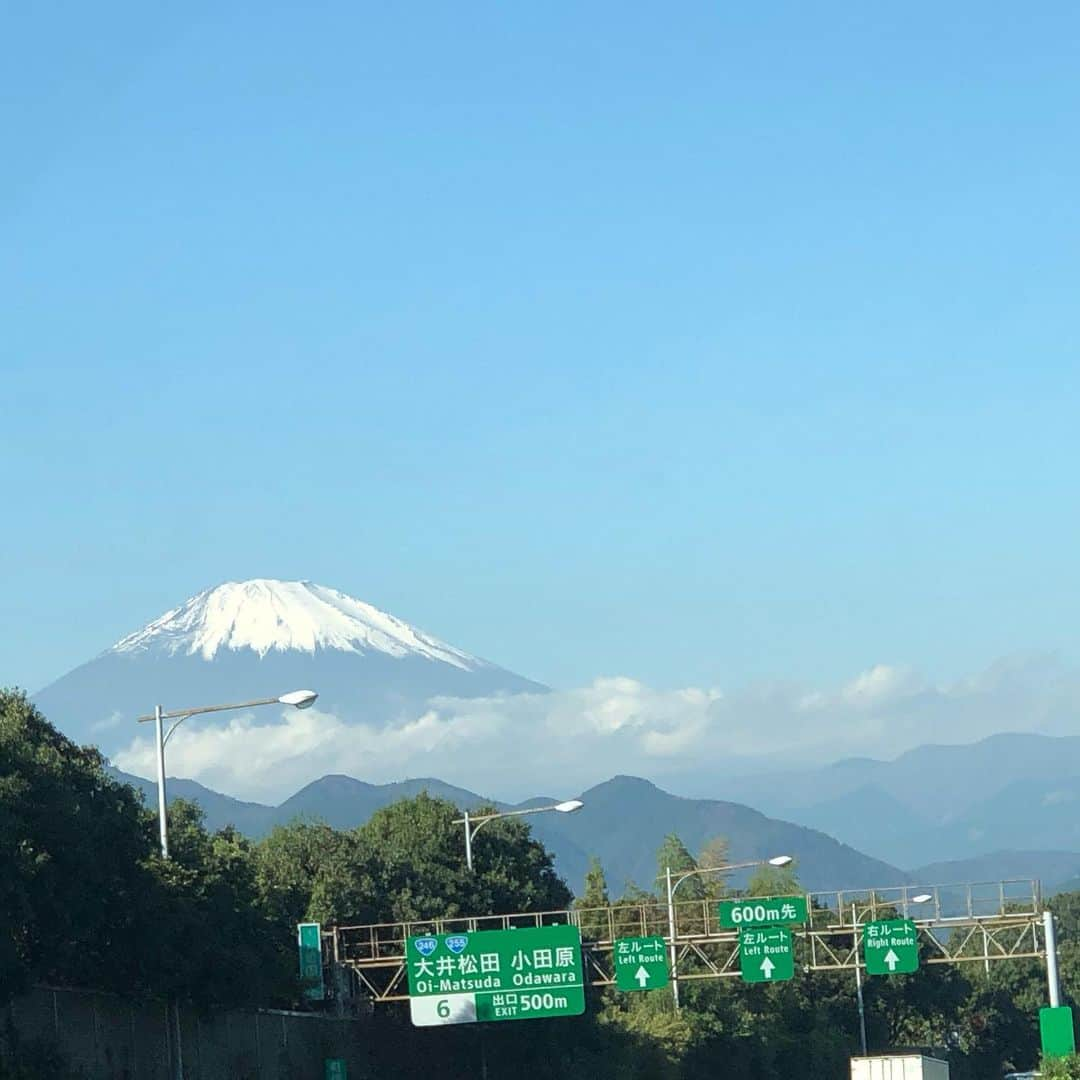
[948, 971, 1041, 1078]
[0, 688, 154, 1002]
[601, 991, 695, 1079]
[576, 856, 611, 941]
[255, 818, 351, 926]
[0, 689, 299, 1010]
[745, 860, 801, 897]
[308, 794, 571, 926]
[146, 799, 293, 1007]
[696, 836, 731, 899]
[656, 834, 702, 900]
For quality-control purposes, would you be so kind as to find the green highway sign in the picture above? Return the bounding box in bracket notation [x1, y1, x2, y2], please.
[297, 922, 325, 1001]
[406, 925, 585, 1026]
[863, 919, 919, 975]
[739, 927, 794, 983]
[719, 895, 808, 929]
[613, 935, 669, 991]
[1040, 1006, 1077, 1058]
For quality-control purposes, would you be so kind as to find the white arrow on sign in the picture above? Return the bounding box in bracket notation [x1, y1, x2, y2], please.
[760, 958, 775, 979]
[635, 966, 650, 987]
[884, 949, 900, 972]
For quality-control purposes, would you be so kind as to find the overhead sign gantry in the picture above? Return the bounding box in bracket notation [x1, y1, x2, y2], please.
[318, 878, 1046, 1008]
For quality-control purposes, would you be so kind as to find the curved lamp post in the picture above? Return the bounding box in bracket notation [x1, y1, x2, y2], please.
[453, 800, 584, 871]
[135, 690, 318, 859]
[664, 855, 794, 1009]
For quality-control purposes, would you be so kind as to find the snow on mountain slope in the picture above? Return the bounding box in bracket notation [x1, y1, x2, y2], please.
[32, 579, 544, 753]
[110, 579, 478, 668]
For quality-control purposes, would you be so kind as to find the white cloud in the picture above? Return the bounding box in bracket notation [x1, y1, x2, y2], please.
[1043, 790, 1075, 806]
[840, 664, 923, 708]
[91, 710, 125, 733]
[111, 654, 1080, 805]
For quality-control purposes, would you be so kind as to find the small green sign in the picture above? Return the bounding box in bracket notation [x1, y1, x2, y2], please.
[863, 919, 919, 976]
[297, 922, 325, 1001]
[406, 925, 585, 1026]
[613, 936, 669, 991]
[719, 896, 808, 929]
[739, 927, 794, 983]
[1040, 1005, 1077, 1058]
[324, 1060, 347, 1080]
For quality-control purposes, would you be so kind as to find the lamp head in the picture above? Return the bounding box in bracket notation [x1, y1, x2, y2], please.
[911, 893, 933, 904]
[554, 800, 584, 814]
[768, 855, 794, 867]
[278, 690, 318, 709]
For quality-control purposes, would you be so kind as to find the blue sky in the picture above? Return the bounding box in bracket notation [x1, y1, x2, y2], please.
[4, 2, 1080, 697]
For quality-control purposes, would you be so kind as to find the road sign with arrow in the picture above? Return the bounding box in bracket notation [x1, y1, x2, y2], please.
[739, 927, 794, 983]
[863, 918, 919, 975]
[613, 935, 669, 991]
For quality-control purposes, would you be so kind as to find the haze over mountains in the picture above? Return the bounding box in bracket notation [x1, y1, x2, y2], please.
[30, 577, 1080, 897]
[108, 766, 907, 895]
[719, 733, 1080, 868]
[109, 763, 1080, 897]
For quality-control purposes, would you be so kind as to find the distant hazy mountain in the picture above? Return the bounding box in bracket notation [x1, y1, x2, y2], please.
[34, 579, 543, 754]
[113, 762, 1076, 895]
[929, 777, 1080, 858]
[112, 766, 910, 895]
[535, 775, 909, 894]
[46, 580, 1080, 891]
[271, 774, 488, 831]
[111, 767, 276, 836]
[688, 732, 1080, 875]
[793, 784, 935, 868]
[108, 767, 490, 836]
[909, 851, 1080, 894]
[723, 733, 1080, 828]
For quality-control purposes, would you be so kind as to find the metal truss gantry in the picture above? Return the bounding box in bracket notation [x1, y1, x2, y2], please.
[325, 879, 1046, 1003]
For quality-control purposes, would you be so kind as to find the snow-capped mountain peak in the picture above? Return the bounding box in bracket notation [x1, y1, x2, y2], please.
[109, 579, 479, 668]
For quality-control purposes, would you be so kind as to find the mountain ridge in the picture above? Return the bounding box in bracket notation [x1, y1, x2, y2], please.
[109, 766, 909, 894]
[106, 762, 1080, 894]
[34, 579, 544, 753]
[110, 579, 482, 667]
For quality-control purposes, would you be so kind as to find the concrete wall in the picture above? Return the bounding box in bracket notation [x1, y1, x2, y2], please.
[4, 985, 371, 1080]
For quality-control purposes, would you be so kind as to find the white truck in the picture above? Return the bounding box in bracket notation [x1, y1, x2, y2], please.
[850, 1055, 950, 1080]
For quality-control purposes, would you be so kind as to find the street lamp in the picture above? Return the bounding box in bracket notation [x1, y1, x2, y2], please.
[852, 890, 933, 1054]
[663, 855, 793, 1009]
[453, 800, 584, 872]
[135, 690, 318, 859]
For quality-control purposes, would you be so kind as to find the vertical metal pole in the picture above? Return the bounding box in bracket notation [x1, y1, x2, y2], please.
[154, 706, 182, 1080]
[1045, 910, 1061, 1008]
[173, 999, 184, 1080]
[853, 903, 867, 1055]
[154, 705, 169, 859]
[667, 867, 680, 1010]
[464, 811, 473, 872]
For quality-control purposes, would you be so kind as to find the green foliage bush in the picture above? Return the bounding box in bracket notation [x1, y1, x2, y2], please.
[1042, 1053, 1080, 1078]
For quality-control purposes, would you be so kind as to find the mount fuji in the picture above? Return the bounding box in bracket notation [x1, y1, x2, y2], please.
[32, 579, 544, 755]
